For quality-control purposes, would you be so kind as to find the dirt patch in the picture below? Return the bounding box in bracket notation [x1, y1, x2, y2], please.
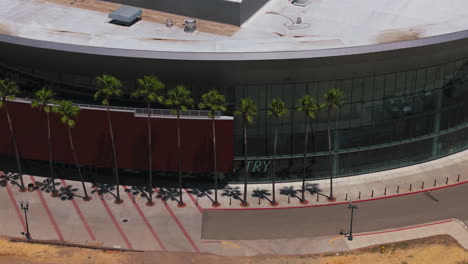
[34, 0, 238, 36]
[0, 235, 467, 264]
[376, 28, 424, 43]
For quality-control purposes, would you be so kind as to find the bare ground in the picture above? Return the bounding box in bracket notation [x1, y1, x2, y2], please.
[0, 235, 466, 264]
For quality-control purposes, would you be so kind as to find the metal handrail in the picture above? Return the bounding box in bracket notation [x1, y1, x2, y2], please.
[13, 97, 221, 118]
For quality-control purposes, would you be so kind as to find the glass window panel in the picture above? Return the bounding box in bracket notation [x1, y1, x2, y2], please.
[395, 72, 406, 96]
[352, 78, 363, 101]
[415, 69, 426, 92]
[363, 76, 374, 101]
[374, 75, 385, 100]
[385, 73, 396, 97]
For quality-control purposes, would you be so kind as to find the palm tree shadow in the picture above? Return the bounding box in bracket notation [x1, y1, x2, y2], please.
[305, 183, 322, 195]
[279, 186, 301, 203]
[251, 188, 272, 204]
[221, 186, 242, 204]
[91, 183, 118, 200]
[124, 185, 151, 203]
[187, 189, 214, 204]
[58, 185, 82, 200]
[0, 172, 20, 188]
[33, 178, 61, 194]
[156, 187, 182, 204]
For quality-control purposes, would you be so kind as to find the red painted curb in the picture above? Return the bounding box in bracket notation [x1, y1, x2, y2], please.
[354, 219, 454, 237]
[205, 180, 468, 211]
[30, 175, 64, 241]
[61, 180, 96, 241]
[200, 241, 222, 244]
[155, 188, 200, 253]
[95, 188, 133, 250]
[123, 186, 166, 251]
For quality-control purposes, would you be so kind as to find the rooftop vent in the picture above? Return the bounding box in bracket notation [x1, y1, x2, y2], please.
[108, 5, 142, 27]
[166, 18, 174, 27]
[292, 0, 310, 7]
[184, 18, 197, 33]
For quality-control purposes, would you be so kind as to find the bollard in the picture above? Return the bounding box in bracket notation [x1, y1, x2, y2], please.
[258, 197, 261, 205]
[196, 198, 198, 206]
[288, 196, 291, 204]
[397, 185, 400, 193]
[317, 193, 319, 202]
[371, 190, 374, 198]
[229, 197, 232, 205]
[458, 174, 460, 182]
[345, 193, 348, 201]
[433, 179, 437, 187]
[421, 181, 424, 189]
[132, 196, 135, 203]
[384, 187, 387, 196]
[446, 176, 448, 185]
[409, 184, 412, 191]
[358, 191, 361, 200]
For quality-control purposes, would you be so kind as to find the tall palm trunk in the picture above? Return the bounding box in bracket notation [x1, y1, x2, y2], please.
[301, 115, 309, 202]
[147, 102, 153, 205]
[177, 110, 184, 205]
[212, 117, 219, 205]
[46, 110, 57, 196]
[3, 101, 24, 191]
[327, 107, 334, 200]
[272, 127, 278, 205]
[242, 119, 248, 205]
[106, 105, 120, 203]
[67, 126, 89, 200]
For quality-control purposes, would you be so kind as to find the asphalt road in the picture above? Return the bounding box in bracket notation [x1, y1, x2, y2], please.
[201, 183, 468, 240]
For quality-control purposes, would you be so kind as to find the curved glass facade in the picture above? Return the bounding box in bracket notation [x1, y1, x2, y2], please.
[1, 56, 468, 183]
[230, 58, 468, 182]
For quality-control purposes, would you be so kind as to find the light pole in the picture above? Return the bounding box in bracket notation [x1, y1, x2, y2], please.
[340, 200, 357, 241]
[20, 201, 31, 240]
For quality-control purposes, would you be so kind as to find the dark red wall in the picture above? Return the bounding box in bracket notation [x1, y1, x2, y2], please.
[0, 101, 233, 173]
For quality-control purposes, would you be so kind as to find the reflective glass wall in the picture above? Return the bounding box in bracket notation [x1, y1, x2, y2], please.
[230, 59, 468, 182]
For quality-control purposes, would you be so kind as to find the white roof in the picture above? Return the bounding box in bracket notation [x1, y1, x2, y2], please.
[1, 0, 468, 53]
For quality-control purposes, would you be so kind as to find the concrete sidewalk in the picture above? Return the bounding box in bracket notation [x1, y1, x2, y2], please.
[204, 149, 468, 209]
[0, 149, 467, 255]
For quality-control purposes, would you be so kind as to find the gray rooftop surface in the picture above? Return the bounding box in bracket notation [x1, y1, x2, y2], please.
[1, 0, 468, 54]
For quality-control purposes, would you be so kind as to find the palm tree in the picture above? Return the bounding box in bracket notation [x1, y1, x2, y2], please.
[131, 75, 165, 206]
[199, 89, 226, 207]
[234, 97, 257, 207]
[297, 95, 319, 204]
[324, 88, 344, 201]
[0, 79, 25, 191]
[95, 74, 123, 204]
[165, 85, 194, 207]
[53, 100, 90, 201]
[267, 98, 288, 206]
[31, 86, 58, 197]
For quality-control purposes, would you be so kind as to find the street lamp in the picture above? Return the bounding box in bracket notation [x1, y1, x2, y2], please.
[19, 201, 31, 240]
[340, 200, 357, 241]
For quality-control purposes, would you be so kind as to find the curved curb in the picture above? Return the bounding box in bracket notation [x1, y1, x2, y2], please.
[2, 26, 468, 61]
[204, 180, 468, 211]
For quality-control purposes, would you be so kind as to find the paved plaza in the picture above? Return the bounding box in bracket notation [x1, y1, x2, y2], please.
[0, 149, 468, 255]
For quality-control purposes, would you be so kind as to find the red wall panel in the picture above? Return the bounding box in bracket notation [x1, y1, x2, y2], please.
[0, 101, 234, 173]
